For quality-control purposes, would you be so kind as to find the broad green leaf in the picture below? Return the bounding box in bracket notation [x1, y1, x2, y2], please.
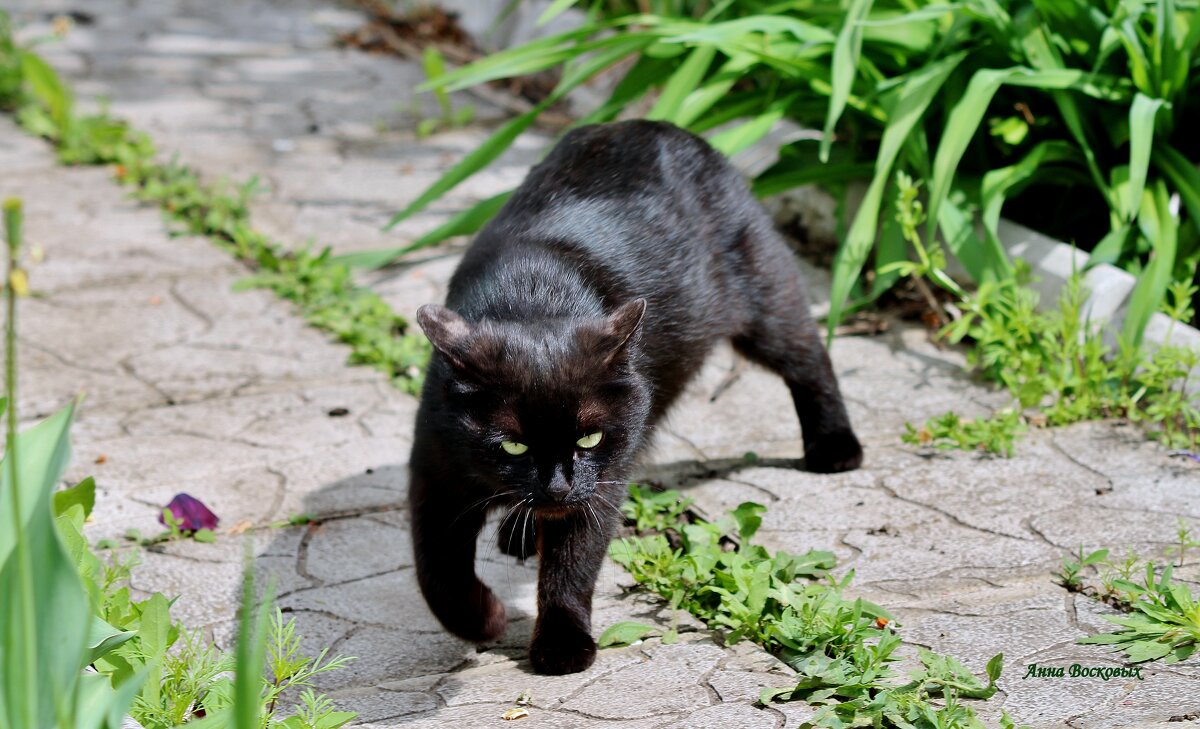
[731, 502, 766, 542]
[53, 475, 96, 519]
[0, 403, 75, 569]
[647, 45, 717, 124]
[1087, 224, 1133, 267]
[17, 49, 72, 134]
[1122, 181, 1177, 345]
[827, 52, 965, 338]
[598, 621, 658, 647]
[1124, 639, 1174, 662]
[1123, 93, 1166, 221]
[87, 615, 135, 664]
[0, 403, 91, 729]
[675, 53, 757, 128]
[821, 0, 874, 163]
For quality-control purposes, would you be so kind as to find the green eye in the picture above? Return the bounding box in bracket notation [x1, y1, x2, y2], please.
[576, 431, 603, 449]
[500, 440, 528, 456]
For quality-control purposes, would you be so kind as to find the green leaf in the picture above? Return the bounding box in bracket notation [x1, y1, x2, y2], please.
[1122, 181, 1177, 345]
[1124, 639, 1174, 662]
[659, 15, 834, 46]
[387, 33, 654, 230]
[0, 404, 75, 566]
[537, 0, 581, 27]
[731, 502, 766, 542]
[821, 0, 874, 163]
[342, 191, 513, 268]
[708, 97, 793, 157]
[648, 45, 717, 124]
[597, 621, 658, 647]
[759, 685, 795, 704]
[87, 615, 135, 663]
[384, 106, 542, 231]
[0, 404, 92, 729]
[1123, 93, 1166, 221]
[17, 49, 72, 134]
[1154, 143, 1200, 224]
[53, 475, 96, 519]
[827, 52, 965, 338]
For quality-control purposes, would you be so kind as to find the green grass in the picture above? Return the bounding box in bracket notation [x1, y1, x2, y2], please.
[903, 270, 1200, 457]
[1057, 534, 1200, 665]
[607, 484, 1022, 729]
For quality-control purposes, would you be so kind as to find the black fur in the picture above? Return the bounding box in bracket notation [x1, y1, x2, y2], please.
[409, 120, 861, 674]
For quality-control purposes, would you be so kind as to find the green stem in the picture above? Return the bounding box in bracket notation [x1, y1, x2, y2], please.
[3, 196, 37, 723]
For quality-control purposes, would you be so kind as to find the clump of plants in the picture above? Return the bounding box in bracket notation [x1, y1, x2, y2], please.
[904, 269, 1199, 456]
[0, 11, 430, 394]
[363, 0, 1200, 345]
[606, 484, 1020, 728]
[2, 198, 357, 728]
[1056, 528, 1200, 665]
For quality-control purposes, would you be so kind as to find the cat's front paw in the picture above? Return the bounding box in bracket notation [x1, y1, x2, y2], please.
[529, 625, 597, 675]
[804, 430, 863, 473]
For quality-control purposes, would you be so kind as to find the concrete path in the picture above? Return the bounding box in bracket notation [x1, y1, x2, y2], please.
[6, 0, 1200, 726]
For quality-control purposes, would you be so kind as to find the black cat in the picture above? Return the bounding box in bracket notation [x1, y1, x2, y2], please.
[409, 119, 862, 675]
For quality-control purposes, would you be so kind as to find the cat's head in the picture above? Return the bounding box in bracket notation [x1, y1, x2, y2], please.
[417, 300, 650, 515]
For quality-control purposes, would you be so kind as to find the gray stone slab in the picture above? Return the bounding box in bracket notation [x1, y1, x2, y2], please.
[9, 1, 1200, 726]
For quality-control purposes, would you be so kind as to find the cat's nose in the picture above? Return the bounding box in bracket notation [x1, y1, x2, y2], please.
[542, 464, 572, 502]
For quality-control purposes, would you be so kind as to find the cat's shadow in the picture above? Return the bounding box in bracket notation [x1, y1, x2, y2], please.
[252, 454, 807, 719]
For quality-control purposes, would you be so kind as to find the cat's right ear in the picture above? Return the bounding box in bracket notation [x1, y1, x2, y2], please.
[416, 304, 475, 368]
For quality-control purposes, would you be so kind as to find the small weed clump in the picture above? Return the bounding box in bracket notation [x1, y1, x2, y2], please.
[4, 199, 356, 727]
[609, 485, 1020, 729]
[0, 14, 431, 393]
[1056, 533, 1200, 665]
[905, 272, 1200, 456]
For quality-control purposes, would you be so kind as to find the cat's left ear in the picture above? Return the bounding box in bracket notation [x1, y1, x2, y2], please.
[416, 304, 475, 368]
[594, 298, 646, 365]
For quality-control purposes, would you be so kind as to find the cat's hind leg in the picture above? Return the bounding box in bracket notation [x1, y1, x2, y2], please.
[410, 467, 507, 642]
[731, 225, 863, 473]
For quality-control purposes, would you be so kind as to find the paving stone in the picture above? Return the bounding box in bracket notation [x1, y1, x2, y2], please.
[8, 0, 1200, 726]
[436, 646, 644, 707]
[302, 516, 413, 585]
[658, 702, 779, 729]
[321, 689, 439, 723]
[561, 642, 724, 719]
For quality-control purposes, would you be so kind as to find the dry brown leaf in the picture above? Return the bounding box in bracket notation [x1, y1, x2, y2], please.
[226, 519, 255, 535]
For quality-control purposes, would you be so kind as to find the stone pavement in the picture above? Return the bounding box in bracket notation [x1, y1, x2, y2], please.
[6, 0, 1200, 726]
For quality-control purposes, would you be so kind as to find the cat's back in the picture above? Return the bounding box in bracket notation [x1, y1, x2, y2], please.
[450, 121, 760, 311]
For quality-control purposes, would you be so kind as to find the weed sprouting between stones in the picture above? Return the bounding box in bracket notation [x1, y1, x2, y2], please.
[607, 485, 1023, 728]
[904, 271, 1200, 457]
[1057, 527, 1200, 666]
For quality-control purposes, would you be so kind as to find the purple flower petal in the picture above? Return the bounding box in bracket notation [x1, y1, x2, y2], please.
[159, 492, 219, 531]
[1170, 450, 1200, 464]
